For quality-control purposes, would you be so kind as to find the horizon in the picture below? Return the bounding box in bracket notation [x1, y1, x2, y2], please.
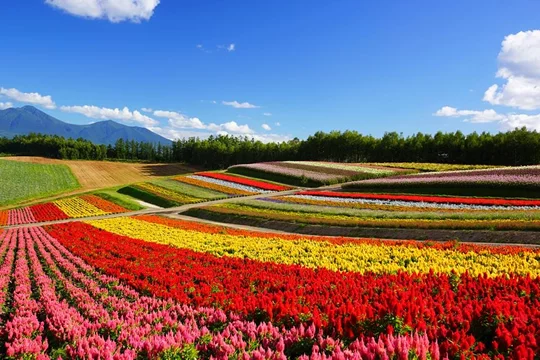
[2, 1, 540, 142]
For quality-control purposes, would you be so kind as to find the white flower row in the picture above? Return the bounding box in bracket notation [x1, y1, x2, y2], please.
[289, 194, 540, 211]
[188, 175, 274, 194]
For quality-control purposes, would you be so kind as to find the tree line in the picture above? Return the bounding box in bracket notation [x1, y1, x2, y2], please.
[1, 128, 540, 168]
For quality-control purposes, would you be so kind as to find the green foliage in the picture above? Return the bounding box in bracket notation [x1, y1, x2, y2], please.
[93, 191, 144, 211]
[3, 127, 540, 167]
[159, 344, 199, 360]
[0, 159, 79, 206]
[151, 179, 227, 199]
[117, 186, 180, 208]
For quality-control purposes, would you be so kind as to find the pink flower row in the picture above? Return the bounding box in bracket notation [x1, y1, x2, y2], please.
[0, 226, 446, 359]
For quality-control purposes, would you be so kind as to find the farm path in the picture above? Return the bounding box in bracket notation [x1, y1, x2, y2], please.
[0, 186, 308, 230]
[3, 181, 540, 248]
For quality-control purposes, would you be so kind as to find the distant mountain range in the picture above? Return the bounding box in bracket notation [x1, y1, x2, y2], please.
[0, 106, 171, 145]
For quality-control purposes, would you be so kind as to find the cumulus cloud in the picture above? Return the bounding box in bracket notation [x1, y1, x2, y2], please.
[45, 0, 160, 23]
[275, 122, 281, 126]
[262, 123, 271, 131]
[207, 121, 254, 134]
[434, 106, 540, 131]
[153, 109, 256, 135]
[483, 30, 540, 110]
[0, 87, 56, 109]
[227, 44, 235, 52]
[153, 110, 205, 129]
[148, 126, 214, 141]
[434, 106, 505, 123]
[263, 112, 272, 117]
[141, 107, 153, 113]
[60, 105, 158, 126]
[222, 100, 259, 109]
[0, 102, 13, 110]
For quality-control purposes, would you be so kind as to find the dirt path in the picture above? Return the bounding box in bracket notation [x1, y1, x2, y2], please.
[2, 184, 540, 248]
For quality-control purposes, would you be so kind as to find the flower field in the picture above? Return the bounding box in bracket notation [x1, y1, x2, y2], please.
[228, 161, 406, 187]
[366, 162, 499, 172]
[0, 225, 443, 359]
[20, 215, 536, 358]
[175, 171, 293, 196]
[0, 194, 127, 226]
[344, 165, 540, 196]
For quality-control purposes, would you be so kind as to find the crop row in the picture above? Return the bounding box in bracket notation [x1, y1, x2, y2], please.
[287, 191, 540, 211]
[47, 219, 540, 358]
[0, 195, 127, 226]
[193, 203, 540, 231]
[175, 172, 289, 196]
[87, 215, 540, 278]
[345, 165, 540, 191]
[0, 226, 443, 359]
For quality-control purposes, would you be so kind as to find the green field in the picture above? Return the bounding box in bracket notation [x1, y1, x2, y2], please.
[0, 159, 80, 206]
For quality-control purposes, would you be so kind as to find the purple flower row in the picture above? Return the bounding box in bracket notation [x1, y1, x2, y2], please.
[230, 162, 342, 182]
[0, 226, 446, 359]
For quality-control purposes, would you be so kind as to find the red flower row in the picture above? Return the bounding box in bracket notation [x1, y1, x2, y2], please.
[299, 190, 540, 207]
[197, 172, 291, 191]
[28, 203, 69, 222]
[47, 221, 540, 359]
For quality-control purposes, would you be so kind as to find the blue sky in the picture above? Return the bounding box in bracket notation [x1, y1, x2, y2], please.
[2, 0, 540, 142]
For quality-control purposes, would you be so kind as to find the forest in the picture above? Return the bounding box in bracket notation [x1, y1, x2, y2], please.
[1, 128, 540, 168]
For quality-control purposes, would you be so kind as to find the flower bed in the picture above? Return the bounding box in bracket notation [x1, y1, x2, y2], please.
[345, 165, 540, 192]
[45, 219, 540, 358]
[0, 225, 443, 359]
[196, 172, 292, 191]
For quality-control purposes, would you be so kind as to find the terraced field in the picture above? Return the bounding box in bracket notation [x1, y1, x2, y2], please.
[2, 161, 540, 358]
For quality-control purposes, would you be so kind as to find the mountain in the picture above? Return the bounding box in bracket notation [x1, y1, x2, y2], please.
[0, 106, 171, 145]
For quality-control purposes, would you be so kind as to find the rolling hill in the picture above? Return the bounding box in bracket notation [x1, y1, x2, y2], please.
[0, 106, 171, 145]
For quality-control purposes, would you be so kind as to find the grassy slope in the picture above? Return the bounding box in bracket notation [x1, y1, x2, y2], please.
[151, 179, 227, 199]
[93, 190, 145, 211]
[0, 159, 80, 206]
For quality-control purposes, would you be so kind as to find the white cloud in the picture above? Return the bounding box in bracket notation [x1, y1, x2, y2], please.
[153, 110, 206, 129]
[208, 121, 254, 134]
[227, 43, 235, 52]
[263, 112, 272, 117]
[0, 87, 56, 109]
[434, 106, 540, 131]
[434, 106, 505, 123]
[141, 107, 153, 113]
[222, 100, 259, 109]
[262, 123, 271, 131]
[275, 122, 281, 126]
[148, 126, 214, 140]
[0, 102, 13, 110]
[483, 30, 540, 110]
[60, 105, 158, 126]
[45, 0, 160, 23]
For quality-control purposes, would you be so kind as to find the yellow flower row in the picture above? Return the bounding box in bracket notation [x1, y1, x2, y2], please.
[204, 204, 540, 231]
[136, 183, 200, 204]
[86, 217, 540, 278]
[54, 197, 109, 218]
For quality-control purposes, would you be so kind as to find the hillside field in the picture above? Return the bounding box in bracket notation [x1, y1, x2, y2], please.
[2, 157, 198, 191]
[0, 159, 79, 206]
[1, 161, 540, 358]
